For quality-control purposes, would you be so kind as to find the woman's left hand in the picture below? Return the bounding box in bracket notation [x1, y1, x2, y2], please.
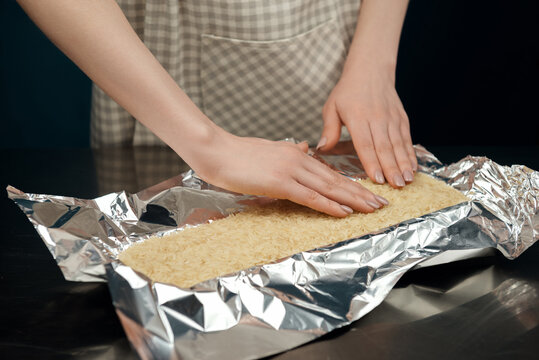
[318, 66, 417, 188]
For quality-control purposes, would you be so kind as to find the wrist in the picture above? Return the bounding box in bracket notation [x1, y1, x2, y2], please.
[341, 52, 397, 84]
[169, 118, 226, 160]
[342, 22, 399, 83]
[169, 117, 237, 180]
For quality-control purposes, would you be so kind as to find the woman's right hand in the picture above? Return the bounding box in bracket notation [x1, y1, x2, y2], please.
[188, 130, 389, 217]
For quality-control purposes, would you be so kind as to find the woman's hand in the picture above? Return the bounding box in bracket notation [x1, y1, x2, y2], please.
[318, 66, 417, 188]
[189, 131, 389, 217]
[317, 0, 415, 188]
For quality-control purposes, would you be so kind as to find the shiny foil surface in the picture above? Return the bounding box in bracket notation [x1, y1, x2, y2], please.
[7, 145, 538, 360]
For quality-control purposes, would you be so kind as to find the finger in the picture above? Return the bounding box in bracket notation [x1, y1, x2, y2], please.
[370, 124, 406, 188]
[297, 166, 380, 213]
[400, 121, 418, 172]
[296, 141, 309, 153]
[283, 181, 352, 217]
[347, 120, 385, 184]
[388, 124, 414, 183]
[303, 155, 389, 206]
[318, 102, 342, 151]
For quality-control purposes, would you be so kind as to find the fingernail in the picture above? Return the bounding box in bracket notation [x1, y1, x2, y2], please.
[412, 163, 418, 172]
[375, 195, 389, 205]
[340, 205, 353, 214]
[374, 171, 385, 184]
[394, 174, 405, 187]
[316, 137, 327, 150]
[403, 170, 414, 182]
[366, 200, 380, 209]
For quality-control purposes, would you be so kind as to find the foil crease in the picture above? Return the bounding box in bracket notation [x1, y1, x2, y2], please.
[7, 145, 538, 360]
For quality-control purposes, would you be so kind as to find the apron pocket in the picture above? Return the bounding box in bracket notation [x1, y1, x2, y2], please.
[200, 19, 346, 143]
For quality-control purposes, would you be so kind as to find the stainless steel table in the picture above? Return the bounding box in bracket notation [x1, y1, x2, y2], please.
[1, 146, 537, 359]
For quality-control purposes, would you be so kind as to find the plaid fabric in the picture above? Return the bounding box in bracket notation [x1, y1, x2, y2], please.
[91, 0, 361, 147]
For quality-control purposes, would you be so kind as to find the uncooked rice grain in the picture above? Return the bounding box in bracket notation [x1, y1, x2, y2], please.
[119, 173, 468, 288]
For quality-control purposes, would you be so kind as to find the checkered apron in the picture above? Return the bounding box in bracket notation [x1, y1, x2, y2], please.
[91, 0, 361, 147]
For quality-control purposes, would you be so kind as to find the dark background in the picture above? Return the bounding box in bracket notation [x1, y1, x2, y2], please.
[1, 0, 538, 148]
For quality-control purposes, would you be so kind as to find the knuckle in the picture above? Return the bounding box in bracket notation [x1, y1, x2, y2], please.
[330, 172, 344, 186]
[324, 197, 335, 211]
[389, 167, 402, 176]
[357, 141, 375, 153]
[374, 112, 391, 124]
[350, 192, 366, 205]
[392, 138, 405, 149]
[398, 156, 412, 166]
[399, 163, 412, 173]
[342, 106, 362, 121]
[376, 142, 393, 154]
[306, 189, 320, 203]
[282, 146, 301, 160]
[356, 183, 371, 195]
[322, 179, 335, 193]
[401, 112, 410, 123]
[388, 113, 401, 125]
[401, 122, 411, 133]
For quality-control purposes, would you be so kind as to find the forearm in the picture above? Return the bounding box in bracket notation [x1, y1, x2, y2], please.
[343, 0, 409, 80]
[17, 0, 220, 161]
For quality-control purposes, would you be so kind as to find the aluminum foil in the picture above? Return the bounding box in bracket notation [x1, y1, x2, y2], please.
[7, 145, 538, 360]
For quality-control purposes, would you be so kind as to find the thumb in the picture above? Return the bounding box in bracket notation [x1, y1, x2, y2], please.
[318, 103, 342, 151]
[296, 141, 309, 153]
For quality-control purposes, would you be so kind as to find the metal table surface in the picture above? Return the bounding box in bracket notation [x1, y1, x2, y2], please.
[1, 146, 538, 360]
